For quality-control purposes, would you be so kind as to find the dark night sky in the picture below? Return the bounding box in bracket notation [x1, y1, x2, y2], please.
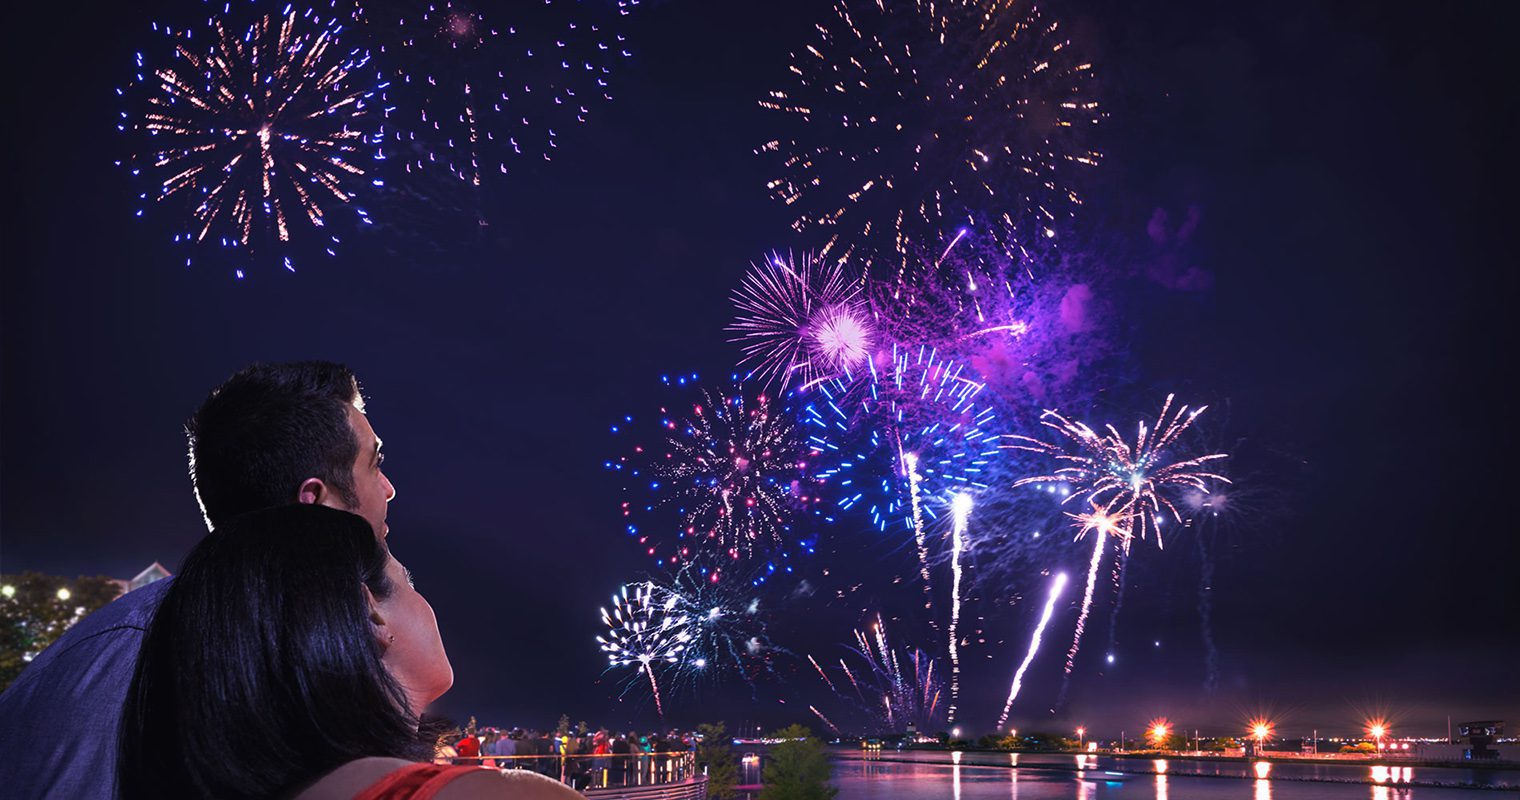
[3, 0, 1516, 740]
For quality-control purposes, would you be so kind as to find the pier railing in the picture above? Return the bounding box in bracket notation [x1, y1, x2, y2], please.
[451, 751, 707, 797]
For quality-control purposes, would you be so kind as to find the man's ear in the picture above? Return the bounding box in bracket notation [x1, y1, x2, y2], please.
[361, 583, 391, 650]
[296, 478, 327, 506]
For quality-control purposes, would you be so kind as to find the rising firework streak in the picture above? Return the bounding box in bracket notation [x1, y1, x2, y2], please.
[998, 572, 1068, 729]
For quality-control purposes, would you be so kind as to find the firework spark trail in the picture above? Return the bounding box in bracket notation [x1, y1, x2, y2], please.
[808, 654, 838, 692]
[998, 572, 1069, 729]
[840, 658, 865, 701]
[1006, 395, 1231, 551]
[809, 705, 842, 735]
[872, 623, 891, 672]
[644, 664, 665, 717]
[903, 452, 934, 614]
[729, 252, 874, 391]
[1104, 550, 1129, 663]
[1060, 502, 1129, 676]
[946, 492, 972, 724]
[1066, 531, 1106, 676]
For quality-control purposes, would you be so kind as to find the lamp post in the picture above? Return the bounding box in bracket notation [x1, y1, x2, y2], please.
[1368, 721, 1388, 756]
[1250, 720, 1272, 757]
[1149, 721, 1170, 751]
[1076, 727, 1085, 751]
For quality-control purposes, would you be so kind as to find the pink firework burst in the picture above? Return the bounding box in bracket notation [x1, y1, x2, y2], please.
[729, 251, 875, 390]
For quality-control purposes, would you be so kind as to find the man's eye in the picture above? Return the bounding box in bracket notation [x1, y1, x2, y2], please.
[377, 452, 386, 468]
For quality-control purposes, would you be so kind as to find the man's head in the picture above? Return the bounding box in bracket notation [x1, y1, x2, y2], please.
[186, 361, 395, 535]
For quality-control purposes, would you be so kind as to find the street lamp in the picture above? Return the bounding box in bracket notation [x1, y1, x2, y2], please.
[1148, 719, 1171, 750]
[56, 587, 71, 601]
[1249, 718, 1272, 756]
[1076, 727, 1086, 750]
[1, 584, 14, 599]
[1367, 720, 1388, 755]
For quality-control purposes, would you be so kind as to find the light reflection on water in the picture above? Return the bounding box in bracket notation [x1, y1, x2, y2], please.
[817, 757, 1495, 799]
[1370, 766, 1415, 785]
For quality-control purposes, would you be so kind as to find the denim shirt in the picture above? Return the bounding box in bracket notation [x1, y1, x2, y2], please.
[0, 578, 171, 799]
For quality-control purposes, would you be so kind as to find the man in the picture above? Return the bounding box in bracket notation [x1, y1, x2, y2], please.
[0, 362, 396, 798]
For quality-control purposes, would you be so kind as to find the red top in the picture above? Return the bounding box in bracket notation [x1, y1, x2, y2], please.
[456, 736, 481, 758]
[354, 764, 486, 800]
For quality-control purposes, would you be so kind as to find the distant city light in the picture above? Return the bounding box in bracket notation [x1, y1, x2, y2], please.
[56, 587, 70, 601]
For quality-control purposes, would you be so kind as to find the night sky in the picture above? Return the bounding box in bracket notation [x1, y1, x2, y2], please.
[3, 0, 1516, 740]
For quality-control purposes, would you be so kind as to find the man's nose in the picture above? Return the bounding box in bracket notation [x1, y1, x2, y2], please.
[382, 472, 397, 502]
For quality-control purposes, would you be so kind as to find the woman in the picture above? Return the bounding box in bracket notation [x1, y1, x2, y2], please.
[119, 504, 580, 799]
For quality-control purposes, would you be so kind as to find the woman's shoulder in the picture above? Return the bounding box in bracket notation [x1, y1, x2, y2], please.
[292, 758, 585, 800]
[434, 768, 587, 800]
[289, 757, 417, 799]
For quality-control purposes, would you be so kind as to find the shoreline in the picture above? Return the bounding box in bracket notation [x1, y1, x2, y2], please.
[830, 752, 1519, 792]
[838, 745, 1520, 771]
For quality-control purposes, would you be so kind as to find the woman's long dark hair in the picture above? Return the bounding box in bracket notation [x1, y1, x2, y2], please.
[119, 504, 433, 799]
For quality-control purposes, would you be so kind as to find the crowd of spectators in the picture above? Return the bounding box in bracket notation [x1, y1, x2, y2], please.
[439, 722, 703, 790]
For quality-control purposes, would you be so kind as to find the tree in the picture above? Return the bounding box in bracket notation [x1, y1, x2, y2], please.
[556, 714, 572, 737]
[1, 572, 121, 691]
[760, 725, 837, 800]
[696, 722, 739, 800]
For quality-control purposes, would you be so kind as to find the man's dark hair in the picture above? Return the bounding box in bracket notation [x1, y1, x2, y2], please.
[186, 361, 362, 528]
[118, 505, 431, 799]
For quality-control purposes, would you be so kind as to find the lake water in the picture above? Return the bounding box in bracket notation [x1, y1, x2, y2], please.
[735, 750, 1520, 799]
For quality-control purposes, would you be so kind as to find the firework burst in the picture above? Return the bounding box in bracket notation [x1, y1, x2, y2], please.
[729, 251, 875, 391]
[810, 617, 944, 733]
[120, 4, 383, 275]
[357, 0, 638, 185]
[873, 231, 1120, 418]
[609, 374, 827, 571]
[759, 0, 1102, 279]
[805, 346, 999, 535]
[1006, 394, 1231, 550]
[597, 581, 692, 717]
[652, 562, 778, 688]
[1005, 396, 1230, 686]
